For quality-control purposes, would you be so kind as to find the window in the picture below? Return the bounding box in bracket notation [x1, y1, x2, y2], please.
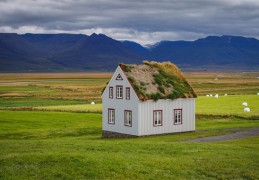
[174, 109, 182, 125]
[109, 87, 113, 98]
[126, 87, 130, 100]
[116, 85, 123, 99]
[153, 110, 162, 126]
[108, 109, 115, 124]
[124, 110, 132, 127]
[116, 74, 123, 80]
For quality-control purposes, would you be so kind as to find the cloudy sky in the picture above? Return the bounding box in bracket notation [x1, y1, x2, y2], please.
[0, 0, 259, 45]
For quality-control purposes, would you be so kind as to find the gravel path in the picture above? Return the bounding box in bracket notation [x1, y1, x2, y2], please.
[186, 128, 259, 142]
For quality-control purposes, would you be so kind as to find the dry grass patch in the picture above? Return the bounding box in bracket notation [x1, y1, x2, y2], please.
[0, 73, 112, 82]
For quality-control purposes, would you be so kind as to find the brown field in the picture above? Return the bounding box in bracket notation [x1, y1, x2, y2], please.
[0, 72, 112, 81]
[185, 71, 259, 95]
[0, 72, 258, 105]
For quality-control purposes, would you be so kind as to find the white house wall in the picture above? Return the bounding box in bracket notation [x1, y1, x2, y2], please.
[102, 66, 139, 136]
[138, 98, 195, 136]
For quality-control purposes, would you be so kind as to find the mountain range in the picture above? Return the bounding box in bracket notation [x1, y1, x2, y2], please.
[0, 33, 259, 72]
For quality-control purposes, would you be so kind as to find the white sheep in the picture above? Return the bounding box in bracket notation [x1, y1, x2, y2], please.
[244, 107, 250, 112]
[206, 95, 210, 97]
[91, 102, 95, 105]
[214, 94, 219, 98]
[224, 94, 228, 96]
[242, 102, 248, 106]
[257, 93, 259, 95]
[210, 94, 213, 97]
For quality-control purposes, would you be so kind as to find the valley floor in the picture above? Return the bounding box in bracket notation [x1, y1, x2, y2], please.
[0, 72, 258, 179]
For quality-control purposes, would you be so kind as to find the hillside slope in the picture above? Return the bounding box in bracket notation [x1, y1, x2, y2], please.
[0, 33, 258, 72]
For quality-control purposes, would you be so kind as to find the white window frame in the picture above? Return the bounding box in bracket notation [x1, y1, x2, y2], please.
[108, 109, 115, 124]
[126, 87, 130, 100]
[109, 87, 113, 98]
[116, 85, 123, 99]
[153, 110, 162, 126]
[174, 109, 182, 125]
[124, 110, 132, 127]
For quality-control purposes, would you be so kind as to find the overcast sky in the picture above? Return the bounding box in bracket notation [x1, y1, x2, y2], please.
[0, 0, 259, 45]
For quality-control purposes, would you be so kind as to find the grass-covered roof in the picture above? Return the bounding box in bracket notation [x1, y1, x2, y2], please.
[120, 61, 197, 101]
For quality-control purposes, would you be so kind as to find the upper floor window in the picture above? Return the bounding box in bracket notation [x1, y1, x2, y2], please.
[126, 87, 130, 100]
[116, 85, 123, 99]
[124, 110, 132, 127]
[116, 74, 123, 80]
[153, 110, 162, 126]
[174, 109, 182, 125]
[108, 109, 115, 124]
[109, 87, 113, 98]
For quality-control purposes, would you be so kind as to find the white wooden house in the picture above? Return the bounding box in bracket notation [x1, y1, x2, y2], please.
[102, 61, 197, 138]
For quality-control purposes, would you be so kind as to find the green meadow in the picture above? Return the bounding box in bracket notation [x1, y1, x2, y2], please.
[0, 72, 259, 179]
[197, 94, 259, 117]
[0, 110, 259, 179]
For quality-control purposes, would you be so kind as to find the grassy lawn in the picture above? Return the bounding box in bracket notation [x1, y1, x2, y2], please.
[34, 103, 102, 113]
[0, 110, 259, 179]
[196, 95, 259, 117]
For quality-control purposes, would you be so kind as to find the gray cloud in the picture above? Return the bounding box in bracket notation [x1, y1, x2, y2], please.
[0, 0, 259, 45]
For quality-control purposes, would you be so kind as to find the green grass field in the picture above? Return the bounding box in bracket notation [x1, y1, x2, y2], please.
[0, 110, 258, 179]
[0, 72, 259, 179]
[34, 103, 102, 113]
[197, 94, 259, 117]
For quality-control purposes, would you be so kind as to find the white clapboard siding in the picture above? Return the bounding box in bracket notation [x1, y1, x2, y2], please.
[102, 66, 139, 136]
[138, 98, 195, 136]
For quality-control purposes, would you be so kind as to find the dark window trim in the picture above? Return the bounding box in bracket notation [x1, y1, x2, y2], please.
[153, 110, 163, 127]
[108, 108, 115, 124]
[126, 87, 130, 100]
[174, 109, 182, 125]
[116, 85, 123, 99]
[109, 87, 113, 98]
[116, 73, 123, 80]
[124, 110, 132, 127]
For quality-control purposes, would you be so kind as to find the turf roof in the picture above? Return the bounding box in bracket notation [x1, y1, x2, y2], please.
[120, 61, 197, 101]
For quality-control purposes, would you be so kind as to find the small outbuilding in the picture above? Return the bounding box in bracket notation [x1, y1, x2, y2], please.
[102, 61, 197, 138]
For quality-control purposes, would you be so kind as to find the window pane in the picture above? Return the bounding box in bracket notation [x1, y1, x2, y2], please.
[154, 111, 162, 126]
[125, 111, 132, 126]
[109, 87, 113, 98]
[116, 86, 123, 98]
[174, 109, 182, 124]
[108, 109, 115, 124]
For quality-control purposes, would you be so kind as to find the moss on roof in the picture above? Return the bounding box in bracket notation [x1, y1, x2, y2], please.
[120, 61, 197, 101]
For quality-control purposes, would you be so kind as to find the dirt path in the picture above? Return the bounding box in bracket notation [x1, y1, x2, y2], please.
[186, 128, 259, 142]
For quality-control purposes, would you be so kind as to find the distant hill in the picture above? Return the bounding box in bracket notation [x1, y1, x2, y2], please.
[0, 33, 258, 72]
[147, 36, 259, 67]
[0, 33, 61, 71]
[50, 33, 143, 70]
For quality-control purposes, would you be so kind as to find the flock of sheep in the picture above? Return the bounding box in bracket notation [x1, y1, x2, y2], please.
[205, 93, 259, 113]
[242, 102, 250, 112]
[206, 94, 227, 98]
